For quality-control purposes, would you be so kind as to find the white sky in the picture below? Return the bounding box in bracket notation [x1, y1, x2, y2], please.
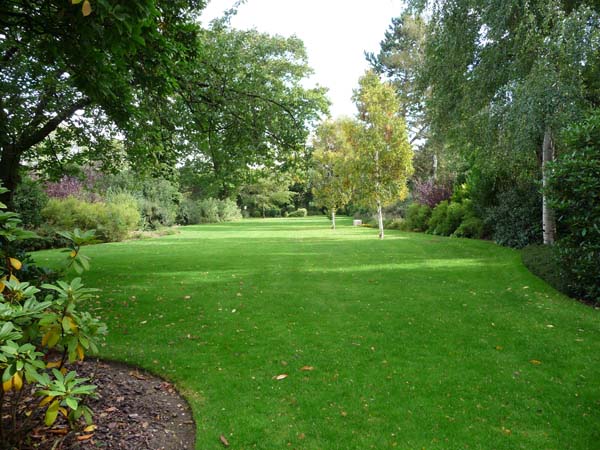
[201, 0, 406, 118]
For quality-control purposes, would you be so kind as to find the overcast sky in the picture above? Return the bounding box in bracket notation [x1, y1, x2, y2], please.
[201, 0, 406, 118]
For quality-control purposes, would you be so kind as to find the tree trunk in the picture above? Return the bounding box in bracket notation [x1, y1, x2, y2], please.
[377, 199, 384, 239]
[331, 208, 336, 230]
[0, 144, 22, 206]
[542, 127, 556, 245]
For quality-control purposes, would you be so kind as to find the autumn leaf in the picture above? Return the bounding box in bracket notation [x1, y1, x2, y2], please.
[82, 0, 92, 16]
[219, 434, 230, 447]
[273, 374, 288, 380]
[77, 434, 94, 441]
[300, 366, 314, 371]
[529, 359, 542, 365]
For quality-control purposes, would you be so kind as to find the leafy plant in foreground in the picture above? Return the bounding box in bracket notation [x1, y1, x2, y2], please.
[0, 185, 107, 447]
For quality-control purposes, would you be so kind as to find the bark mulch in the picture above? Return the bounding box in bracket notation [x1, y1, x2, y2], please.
[16, 359, 196, 450]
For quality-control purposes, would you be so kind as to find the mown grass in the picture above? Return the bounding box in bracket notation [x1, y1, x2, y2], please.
[35, 216, 600, 449]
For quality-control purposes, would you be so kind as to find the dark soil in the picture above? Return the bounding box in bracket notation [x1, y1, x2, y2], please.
[24, 359, 196, 450]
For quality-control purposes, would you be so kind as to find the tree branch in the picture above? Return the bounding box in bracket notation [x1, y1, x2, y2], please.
[16, 97, 91, 152]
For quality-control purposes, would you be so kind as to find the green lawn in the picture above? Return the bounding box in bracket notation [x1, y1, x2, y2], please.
[36, 217, 600, 449]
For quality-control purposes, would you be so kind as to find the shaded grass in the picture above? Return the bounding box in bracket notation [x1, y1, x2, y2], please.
[35, 217, 600, 449]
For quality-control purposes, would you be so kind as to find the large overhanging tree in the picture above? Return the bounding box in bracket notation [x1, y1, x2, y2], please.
[0, 0, 204, 203]
[408, 0, 600, 244]
[176, 22, 329, 199]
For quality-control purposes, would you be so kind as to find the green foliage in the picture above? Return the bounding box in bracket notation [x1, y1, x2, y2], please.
[547, 111, 600, 303]
[453, 215, 484, 239]
[239, 173, 296, 218]
[287, 208, 308, 218]
[12, 177, 49, 229]
[175, 24, 329, 200]
[521, 244, 568, 296]
[484, 184, 542, 249]
[0, 192, 106, 446]
[178, 198, 242, 224]
[402, 203, 432, 232]
[311, 119, 354, 215]
[100, 173, 181, 229]
[427, 200, 449, 235]
[42, 197, 140, 243]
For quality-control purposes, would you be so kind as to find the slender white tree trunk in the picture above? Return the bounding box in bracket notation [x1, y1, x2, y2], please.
[542, 127, 556, 245]
[331, 208, 336, 230]
[377, 199, 384, 239]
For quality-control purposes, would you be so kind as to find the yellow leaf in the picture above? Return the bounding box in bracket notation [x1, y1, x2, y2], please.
[40, 396, 55, 407]
[72, 0, 83, 4]
[2, 377, 12, 392]
[46, 360, 62, 369]
[76, 344, 85, 361]
[9, 258, 22, 270]
[70, 250, 77, 258]
[83, 424, 97, 432]
[41, 331, 51, 347]
[529, 359, 542, 365]
[300, 366, 315, 371]
[13, 372, 22, 391]
[273, 374, 288, 380]
[59, 407, 68, 417]
[82, 0, 92, 16]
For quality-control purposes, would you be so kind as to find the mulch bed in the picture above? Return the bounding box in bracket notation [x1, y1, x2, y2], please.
[8, 359, 196, 449]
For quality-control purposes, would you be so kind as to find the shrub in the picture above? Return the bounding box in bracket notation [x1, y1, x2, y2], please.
[12, 177, 48, 228]
[403, 203, 432, 232]
[0, 193, 106, 447]
[197, 198, 221, 223]
[386, 218, 405, 230]
[41, 197, 139, 242]
[453, 215, 484, 238]
[218, 198, 243, 222]
[521, 244, 568, 295]
[484, 182, 542, 249]
[178, 198, 242, 224]
[427, 200, 449, 234]
[413, 178, 452, 208]
[547, 111, 600, 303]
[288, 208, 307, 217]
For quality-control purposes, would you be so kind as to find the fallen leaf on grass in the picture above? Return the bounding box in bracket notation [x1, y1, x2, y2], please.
[273, 374, 288, 380]
[529, 359, 542, 365]
[300, 366, 314, 371]
[220, 435, 230, 447]
[495, 346, 503, 351]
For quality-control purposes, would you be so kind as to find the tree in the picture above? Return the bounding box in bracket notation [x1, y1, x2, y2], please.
[0, 0, 203, 204]
[310, 118, 355, 229]
[175, 23, 329, 199]
[408, 0, 600, 244]
[239, 172, 296, 218]
[351, 71, 414, 239]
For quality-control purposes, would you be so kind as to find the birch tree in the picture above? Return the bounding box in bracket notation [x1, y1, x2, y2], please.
[351, 71, 413, 239]
[311, 119, 355, 229]
[408, 0, 600, 244]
